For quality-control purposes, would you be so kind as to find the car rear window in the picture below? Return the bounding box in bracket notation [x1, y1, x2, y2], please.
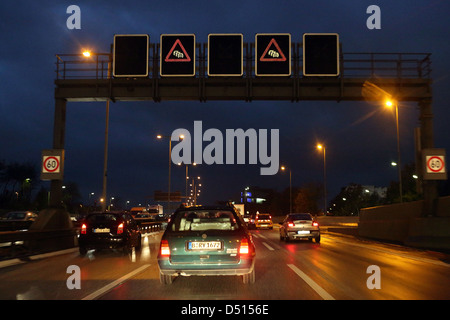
[257, 214, 271, 219]
[86, 214, 121, 223]
[288, 213, 312, 221]
[6, 212, 26, 220]
[170, 210, 239, 232]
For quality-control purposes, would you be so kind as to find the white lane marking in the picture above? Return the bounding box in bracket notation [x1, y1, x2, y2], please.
[287, 264, 335, 300]
[82, 264, 151, 300]
[262, 242, 275, 251]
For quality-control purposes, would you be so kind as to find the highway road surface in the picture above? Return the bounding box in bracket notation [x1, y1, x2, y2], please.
[0, 227, 449, 301]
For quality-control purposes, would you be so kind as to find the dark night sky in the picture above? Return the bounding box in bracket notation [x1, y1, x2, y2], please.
[1, 0, 449, 209]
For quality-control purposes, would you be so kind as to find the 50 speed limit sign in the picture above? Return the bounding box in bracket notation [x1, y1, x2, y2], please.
[41, 149, 64, 180]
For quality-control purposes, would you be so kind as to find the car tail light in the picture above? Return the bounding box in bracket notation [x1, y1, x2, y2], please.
[117, 223, 124, 234]
[81, 224, 87, 234]
[288, 222, 295, 227]
[312, 221, 319, 227]
[160, 240, 171, 256]
[239, 238, 250, 255]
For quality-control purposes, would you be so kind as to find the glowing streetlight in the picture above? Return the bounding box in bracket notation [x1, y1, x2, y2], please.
[82, 50, 91, 57]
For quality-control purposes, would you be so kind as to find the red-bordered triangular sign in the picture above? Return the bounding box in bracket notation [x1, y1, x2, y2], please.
[165, 39, 191, 62]
[260, 38, 287, 62]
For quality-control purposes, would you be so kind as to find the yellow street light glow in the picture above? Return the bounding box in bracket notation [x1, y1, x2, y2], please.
[386, 100, 393, 108]
[280, 166, 286, 171]
[156, 134, 162, 139]
[317, 144, 323, 150]
[82, 50, 91, 57]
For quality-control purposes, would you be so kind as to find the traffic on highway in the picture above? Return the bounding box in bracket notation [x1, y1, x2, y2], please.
[1, 206, 449, 304]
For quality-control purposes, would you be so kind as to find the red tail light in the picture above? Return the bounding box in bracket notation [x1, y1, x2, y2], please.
[288, 222, 295, 227]
[117, 223, 124, 234]
[81, 223, 87, 234]
[312, 221, 319, 227]
[160, 240, 171, 256]
[239, 238, 250, 255]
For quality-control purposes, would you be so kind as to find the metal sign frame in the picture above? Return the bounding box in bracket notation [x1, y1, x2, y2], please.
[255, 33, 291, 76]
[422, 148, 447, 180]
[303, 33, 340, 77]
[113, 34, 149, 78]
[160, 34, 196, 77]
[207, 33, 243, 77]
[41, 149, 65, 181]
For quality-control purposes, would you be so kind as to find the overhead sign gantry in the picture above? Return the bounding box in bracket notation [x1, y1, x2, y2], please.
[52, 32, 438, 216]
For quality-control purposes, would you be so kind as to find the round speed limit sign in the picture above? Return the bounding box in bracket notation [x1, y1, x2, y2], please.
[43, 156, 60, 173]
[426, 156, 445, 173]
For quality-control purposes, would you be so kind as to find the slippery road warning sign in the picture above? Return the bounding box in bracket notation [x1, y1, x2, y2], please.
[255, 33, 291, 76]
[422, 148, 447, 180]
[41, 149, 65, 180]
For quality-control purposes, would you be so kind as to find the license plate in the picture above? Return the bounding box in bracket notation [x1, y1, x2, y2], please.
[188, 241, 222, 250]
[297, 230, 310, 234]
[93, 228, 110, 233]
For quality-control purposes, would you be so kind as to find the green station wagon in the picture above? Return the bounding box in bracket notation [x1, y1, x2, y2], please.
[157, 205, 256, 284]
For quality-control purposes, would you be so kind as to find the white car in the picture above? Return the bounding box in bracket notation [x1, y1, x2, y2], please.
[279, 213, 320, 243]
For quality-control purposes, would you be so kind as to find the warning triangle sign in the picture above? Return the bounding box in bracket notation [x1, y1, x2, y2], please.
[260, 38, 287, 62]
[165, 39, 191, 62]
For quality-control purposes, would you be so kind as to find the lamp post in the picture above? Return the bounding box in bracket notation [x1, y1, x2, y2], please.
[386, 100, 403, 202]
[82, 49, 111, 211]
[317, 144, 327, 215]
[157, 134, 184, 212]
[178, 162, 197, 201]
[280, 166, 292, 213]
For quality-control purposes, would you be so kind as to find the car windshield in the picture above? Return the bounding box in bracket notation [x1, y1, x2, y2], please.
[288, 213, 312, 221]
[170, 210, 239, 232]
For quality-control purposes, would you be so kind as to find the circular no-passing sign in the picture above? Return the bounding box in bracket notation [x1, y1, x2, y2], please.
[43, 156, 60, 173]
[426, 156, 445, 173]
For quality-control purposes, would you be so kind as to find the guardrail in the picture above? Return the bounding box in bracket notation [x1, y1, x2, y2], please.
[0, 219, 165, 261]
[56, 51, 431, 80]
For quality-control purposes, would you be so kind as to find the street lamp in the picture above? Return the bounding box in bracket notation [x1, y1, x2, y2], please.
[386, 99, 403, 202]
[280, 166, 292, 213]
[317, 144, 327, 215]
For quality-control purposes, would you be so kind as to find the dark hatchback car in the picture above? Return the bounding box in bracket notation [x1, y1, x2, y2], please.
[78, 212, 142, 255]
[157, 205, 256, 284]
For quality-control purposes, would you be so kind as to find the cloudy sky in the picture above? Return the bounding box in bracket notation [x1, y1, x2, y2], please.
[1, 0, 449, 208]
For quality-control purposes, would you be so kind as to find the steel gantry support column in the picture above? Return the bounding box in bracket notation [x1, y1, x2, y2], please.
[419, 98, 439, 216]
[49, 97, 67, 207]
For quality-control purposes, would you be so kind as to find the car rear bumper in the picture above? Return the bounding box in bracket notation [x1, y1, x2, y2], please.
[79, 236, 126, 249]
[158, 258, 255, 276]
[255, 223, 273, 229]
[287, 229, 320, 239]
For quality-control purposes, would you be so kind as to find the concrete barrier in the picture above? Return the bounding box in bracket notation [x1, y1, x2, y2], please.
[359, 196, 450, 250]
